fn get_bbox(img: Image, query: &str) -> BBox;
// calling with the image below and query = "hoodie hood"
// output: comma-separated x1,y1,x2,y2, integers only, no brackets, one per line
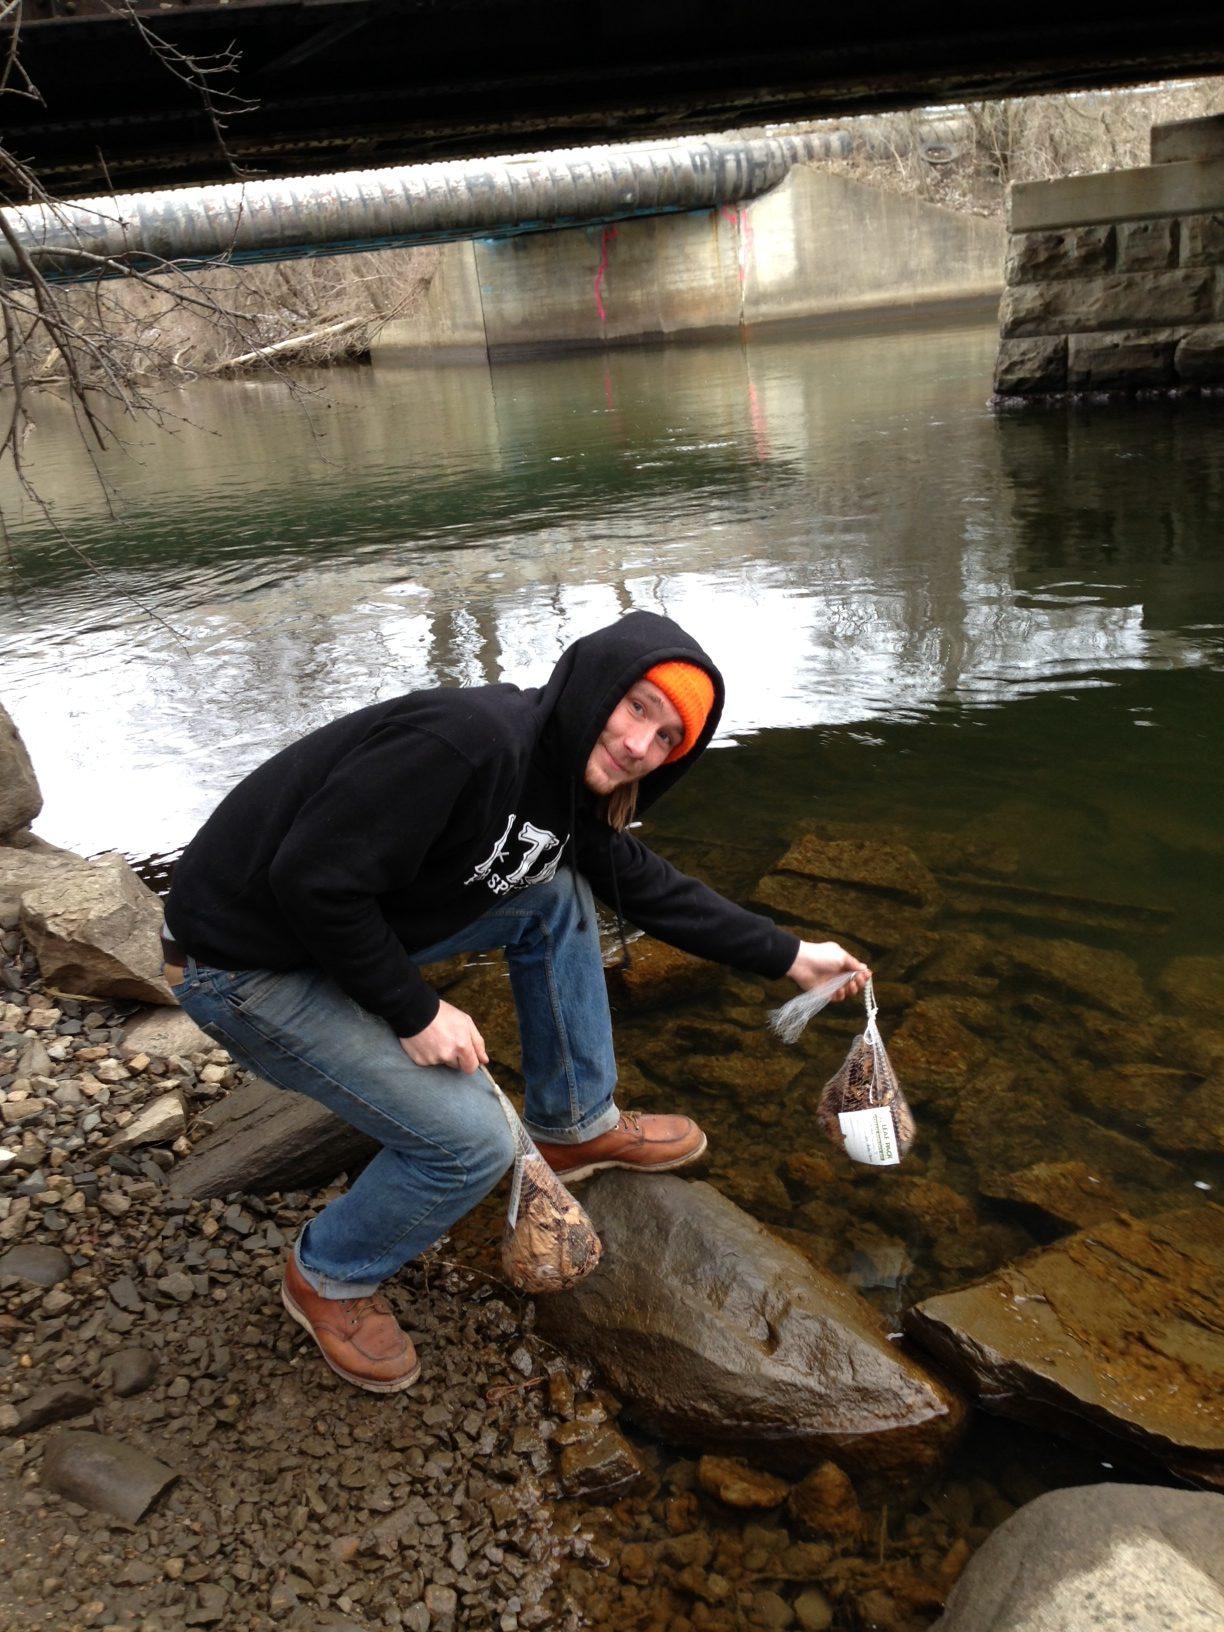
535,611,725,815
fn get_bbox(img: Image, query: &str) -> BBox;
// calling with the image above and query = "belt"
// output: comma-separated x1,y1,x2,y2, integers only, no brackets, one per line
161,933,188,978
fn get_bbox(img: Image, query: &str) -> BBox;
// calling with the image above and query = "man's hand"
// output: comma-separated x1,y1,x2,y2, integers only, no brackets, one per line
787,940,871,1002
399,1000,489,1074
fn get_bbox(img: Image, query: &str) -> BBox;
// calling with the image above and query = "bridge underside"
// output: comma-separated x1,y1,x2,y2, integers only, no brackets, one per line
7,1,1224,198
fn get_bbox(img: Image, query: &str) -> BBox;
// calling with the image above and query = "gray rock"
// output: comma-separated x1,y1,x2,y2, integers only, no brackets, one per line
1181,211,1224,268
16,1038,53,1077
0,1242,72,1286
1067,328,1180,391
184,1583,230,1625
1000,269,1214,338
157,1270,195,1303
1115,218,1177,274
5,1383,97,1435
931,1484,1224,1632
169,1076,377,1200
41,1430,179,1522
108,1274,145,1313
0,702,42,840
0,848,173,1005
994,336,1068,395
120,1005,212,1059
1005,224,1115,283
110,1091,186,1152
108,1347,159,1398
535,1173,965,1482
1175,325,1224,385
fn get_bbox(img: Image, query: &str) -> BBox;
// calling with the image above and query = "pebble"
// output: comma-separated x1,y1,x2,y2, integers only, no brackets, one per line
0,1241,71,1285
793,1588,834,1630
109,1347,159,1397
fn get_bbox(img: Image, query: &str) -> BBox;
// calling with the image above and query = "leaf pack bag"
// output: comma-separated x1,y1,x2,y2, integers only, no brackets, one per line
769,973,916,1167
485,1072,603,1294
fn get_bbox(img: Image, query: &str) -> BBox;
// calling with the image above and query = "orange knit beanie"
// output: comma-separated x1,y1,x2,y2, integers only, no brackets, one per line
643,662,716,763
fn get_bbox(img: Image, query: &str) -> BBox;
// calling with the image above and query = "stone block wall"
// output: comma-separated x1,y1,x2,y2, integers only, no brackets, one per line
994,115,1224,401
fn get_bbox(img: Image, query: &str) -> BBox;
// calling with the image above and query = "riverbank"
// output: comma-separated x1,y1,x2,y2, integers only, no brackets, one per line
0,913,978,1632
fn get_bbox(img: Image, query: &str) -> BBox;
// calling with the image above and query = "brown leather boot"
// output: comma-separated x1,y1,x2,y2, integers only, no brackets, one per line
280,1254,421,1393
534,1110,707,1183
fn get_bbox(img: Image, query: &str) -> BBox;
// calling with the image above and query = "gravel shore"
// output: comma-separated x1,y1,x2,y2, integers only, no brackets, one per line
1,917,1015,1632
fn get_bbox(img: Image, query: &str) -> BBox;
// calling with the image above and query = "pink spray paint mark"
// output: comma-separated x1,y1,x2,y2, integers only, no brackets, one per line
720,205,751,288
593,224,618,323
747,378,770,464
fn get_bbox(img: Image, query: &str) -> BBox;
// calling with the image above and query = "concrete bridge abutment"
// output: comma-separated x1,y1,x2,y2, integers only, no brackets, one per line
995,114,1224,401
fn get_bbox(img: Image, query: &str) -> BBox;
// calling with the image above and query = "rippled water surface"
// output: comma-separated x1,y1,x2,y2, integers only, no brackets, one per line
5,321,1223,1614
4,326,1223,941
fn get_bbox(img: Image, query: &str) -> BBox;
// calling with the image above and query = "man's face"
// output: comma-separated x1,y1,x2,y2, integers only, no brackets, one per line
584,679,687,797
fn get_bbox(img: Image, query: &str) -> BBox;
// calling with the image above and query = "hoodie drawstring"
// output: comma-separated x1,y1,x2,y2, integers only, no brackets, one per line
607,829,631,970
570,784,585,932
570,783,631,969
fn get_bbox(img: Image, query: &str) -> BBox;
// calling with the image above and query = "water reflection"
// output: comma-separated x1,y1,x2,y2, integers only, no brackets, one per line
1,327,1222,872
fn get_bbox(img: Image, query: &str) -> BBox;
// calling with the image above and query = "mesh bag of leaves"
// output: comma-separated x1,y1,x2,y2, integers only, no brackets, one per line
485,1072,603,1294
769,973,916,1166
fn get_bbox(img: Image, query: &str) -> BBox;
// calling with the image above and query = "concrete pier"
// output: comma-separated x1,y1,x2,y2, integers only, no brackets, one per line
373,165,1004,362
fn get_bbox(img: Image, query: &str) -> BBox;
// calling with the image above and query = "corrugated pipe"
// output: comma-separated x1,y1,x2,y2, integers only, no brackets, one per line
0,133,823,283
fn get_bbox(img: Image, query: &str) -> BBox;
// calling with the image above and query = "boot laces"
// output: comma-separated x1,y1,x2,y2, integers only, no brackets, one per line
345,1293,393,1323
620,1110,643,1133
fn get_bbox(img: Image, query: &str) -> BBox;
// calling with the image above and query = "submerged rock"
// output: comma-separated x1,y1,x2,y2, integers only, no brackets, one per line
610,936,723,1010
535,1173,966,1483
696,1456,789,1510
1156,954,1224,1021
951,1069,1177,1207
886,1001,991,1119
930,1483,1224,1632
769,834,940,909
751,832,940,956
904,1205,1224,1488
786,1460,863,1541
979,1160,1126,1230
1002,935,1150,1018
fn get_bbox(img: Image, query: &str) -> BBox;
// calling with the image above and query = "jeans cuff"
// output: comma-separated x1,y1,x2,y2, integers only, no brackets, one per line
293,1233,382,1300
522,1098,621,1145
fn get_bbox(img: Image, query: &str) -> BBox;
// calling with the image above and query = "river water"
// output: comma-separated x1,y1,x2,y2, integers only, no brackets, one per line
3,322,1222,1611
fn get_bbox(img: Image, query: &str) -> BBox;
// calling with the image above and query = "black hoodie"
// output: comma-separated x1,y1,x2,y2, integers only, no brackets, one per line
164,612,799,1036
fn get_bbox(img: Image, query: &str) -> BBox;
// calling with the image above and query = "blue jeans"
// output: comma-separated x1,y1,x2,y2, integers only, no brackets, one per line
170,870,621,1297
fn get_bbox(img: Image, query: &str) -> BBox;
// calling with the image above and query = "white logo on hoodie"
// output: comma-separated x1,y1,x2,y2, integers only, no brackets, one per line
465,815,566,896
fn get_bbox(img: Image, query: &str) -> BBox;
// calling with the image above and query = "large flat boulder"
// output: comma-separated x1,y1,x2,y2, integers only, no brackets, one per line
0,848,172,1005
904,1205,1224,1488
169,1076,377,1199
931,1483,1224,1632
0,703,41,840
534,1172,966,1484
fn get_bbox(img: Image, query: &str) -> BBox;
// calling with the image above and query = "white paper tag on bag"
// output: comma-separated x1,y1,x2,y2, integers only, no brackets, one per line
838,1107,901,1166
